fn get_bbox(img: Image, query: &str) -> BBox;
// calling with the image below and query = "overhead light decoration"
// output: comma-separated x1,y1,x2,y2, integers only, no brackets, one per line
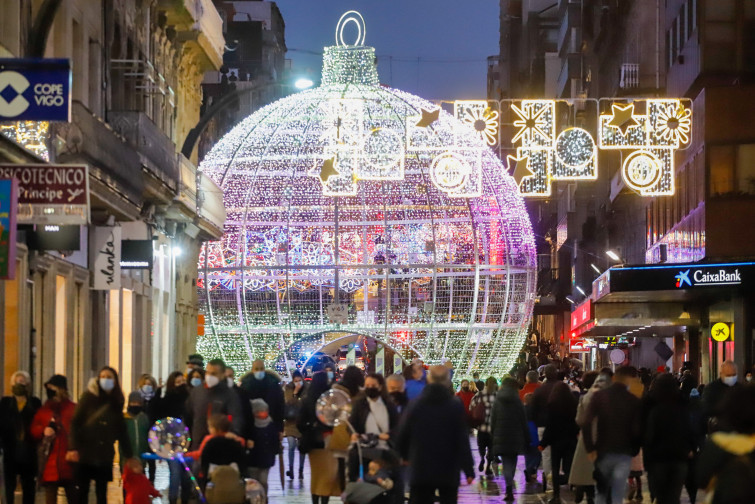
0,121,50,161
196,11,537,379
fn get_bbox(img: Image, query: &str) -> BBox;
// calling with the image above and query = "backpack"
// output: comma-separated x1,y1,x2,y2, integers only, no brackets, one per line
470,396,486,427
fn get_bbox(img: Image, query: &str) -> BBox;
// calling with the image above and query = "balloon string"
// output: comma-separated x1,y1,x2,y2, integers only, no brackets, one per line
176,453,206,503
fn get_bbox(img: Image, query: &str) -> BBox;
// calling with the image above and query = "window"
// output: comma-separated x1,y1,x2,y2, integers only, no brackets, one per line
736,144,755,194
709,145,735,195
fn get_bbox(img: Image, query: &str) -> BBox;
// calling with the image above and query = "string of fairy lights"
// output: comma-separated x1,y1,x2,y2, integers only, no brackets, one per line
197,11,537,378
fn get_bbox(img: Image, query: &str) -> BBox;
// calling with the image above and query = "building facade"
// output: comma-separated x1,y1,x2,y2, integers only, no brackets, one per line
491,0,755,380
0,0,226,398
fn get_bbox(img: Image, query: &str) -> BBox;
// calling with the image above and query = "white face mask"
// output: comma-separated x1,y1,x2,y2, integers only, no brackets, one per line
722,375,737,386
227,377,234,388
205,375,220,388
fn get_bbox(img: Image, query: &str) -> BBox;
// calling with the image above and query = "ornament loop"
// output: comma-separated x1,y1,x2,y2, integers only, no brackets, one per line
336,11,366,47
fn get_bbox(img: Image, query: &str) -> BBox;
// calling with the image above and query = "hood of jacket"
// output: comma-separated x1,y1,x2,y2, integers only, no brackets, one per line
496,386,519,402
86,377,102,397
711,432,755,456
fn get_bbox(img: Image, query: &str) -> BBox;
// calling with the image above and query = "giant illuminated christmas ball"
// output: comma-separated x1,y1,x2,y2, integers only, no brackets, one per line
197,12,536,377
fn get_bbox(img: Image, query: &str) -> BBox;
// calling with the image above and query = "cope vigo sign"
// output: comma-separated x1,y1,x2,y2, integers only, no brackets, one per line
0,59,71,122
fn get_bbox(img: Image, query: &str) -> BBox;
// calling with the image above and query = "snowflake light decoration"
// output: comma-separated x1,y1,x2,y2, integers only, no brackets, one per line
197,12,537,379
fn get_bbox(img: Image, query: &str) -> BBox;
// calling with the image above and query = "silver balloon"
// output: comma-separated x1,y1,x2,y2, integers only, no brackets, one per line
316,388,352,427
148,417,191,459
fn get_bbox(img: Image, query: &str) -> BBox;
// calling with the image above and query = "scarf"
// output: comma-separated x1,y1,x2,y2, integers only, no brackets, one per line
254,415,273,429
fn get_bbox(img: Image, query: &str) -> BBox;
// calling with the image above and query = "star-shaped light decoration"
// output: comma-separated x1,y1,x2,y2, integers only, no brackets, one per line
415,108,440,128
607,103,640,135
510,103,551,145
319,156,339,182
507,154,534,186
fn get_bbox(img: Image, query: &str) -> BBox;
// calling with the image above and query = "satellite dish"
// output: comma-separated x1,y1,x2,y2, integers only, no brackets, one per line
316,388,352,427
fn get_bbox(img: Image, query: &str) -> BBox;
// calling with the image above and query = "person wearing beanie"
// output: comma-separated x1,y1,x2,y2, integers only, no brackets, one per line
31,375,76,504
246,398,281,497
120,391,150,477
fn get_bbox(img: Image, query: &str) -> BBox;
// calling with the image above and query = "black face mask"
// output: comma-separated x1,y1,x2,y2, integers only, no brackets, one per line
46,388,57,400
389,391,406,403
12,384,28,397
365,387,381,399
127,406,143,415
461,386,470,392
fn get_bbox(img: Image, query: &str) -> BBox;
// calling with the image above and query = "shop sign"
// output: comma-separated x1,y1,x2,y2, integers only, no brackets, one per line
570,299,593,331
710,322,732,342
120,240,154,269
569,339,589,353
91,226,121,290
0,179,18,279
0,164,89,224
0,59,71,121
607,262,755,293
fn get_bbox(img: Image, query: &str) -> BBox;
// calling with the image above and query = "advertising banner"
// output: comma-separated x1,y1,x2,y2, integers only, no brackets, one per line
0,59,71,121
0,179,18,279
91,226,121,290
0,164,89,224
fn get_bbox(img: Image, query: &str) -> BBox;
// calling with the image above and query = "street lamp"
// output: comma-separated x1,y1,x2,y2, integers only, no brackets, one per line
590,263,601,274
294,77,314,90
606,250,621,261
576,286,586,296
566,296,576,304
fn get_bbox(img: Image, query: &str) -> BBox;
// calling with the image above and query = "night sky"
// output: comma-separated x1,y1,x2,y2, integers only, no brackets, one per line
273,0,500,100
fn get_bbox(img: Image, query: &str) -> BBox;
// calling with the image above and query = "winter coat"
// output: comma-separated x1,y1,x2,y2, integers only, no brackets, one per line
490,386,530,456
582,383,641,457
121,411,151,463
155,386,188,420
70,378,131,466
122,464,161,504
642,397,694,465
0,394,42,469
569,387,601,487
539,387,578,448
247,422,280,469
701,379,741,429
396,383,474,486
518,382,541,402
530,379,558,427
283,382,307,438
239,370,285,433
455,389,475,421
697,432,755,504
404,378,426,401
349,396,399,440
185,380,244,450
469,391,496,432
30,398,76,482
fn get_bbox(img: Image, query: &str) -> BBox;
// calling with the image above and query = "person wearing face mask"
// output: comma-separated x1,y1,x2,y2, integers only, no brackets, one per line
31,375,77,504
283,370,308,480
385,374,408,416
185,358,244,452
456,379,476,429
0,370,42,504
240,359,286,440
69,366,134,504
136,374,159,484
323,363,337,384
185,354,204,376
187,368,205,389
154,371,192,504
347,374,400,484
746,371,753,383
702,360,741,432
121,392,150,480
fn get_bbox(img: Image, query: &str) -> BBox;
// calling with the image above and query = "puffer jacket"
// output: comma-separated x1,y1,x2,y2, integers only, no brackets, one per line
30,398,76,482
490,385,530,456
698,431,755,504
69,378,131,466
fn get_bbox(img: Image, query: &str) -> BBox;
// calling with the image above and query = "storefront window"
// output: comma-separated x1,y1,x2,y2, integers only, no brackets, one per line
709,145,735,195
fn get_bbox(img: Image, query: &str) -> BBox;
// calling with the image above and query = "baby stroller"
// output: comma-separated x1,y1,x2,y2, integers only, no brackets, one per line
205,464,265,504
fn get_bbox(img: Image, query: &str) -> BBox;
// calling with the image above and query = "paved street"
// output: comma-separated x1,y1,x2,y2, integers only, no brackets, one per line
19,437,700,504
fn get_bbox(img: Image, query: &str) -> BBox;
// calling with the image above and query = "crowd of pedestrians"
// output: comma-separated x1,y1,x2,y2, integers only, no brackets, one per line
1,352,754,504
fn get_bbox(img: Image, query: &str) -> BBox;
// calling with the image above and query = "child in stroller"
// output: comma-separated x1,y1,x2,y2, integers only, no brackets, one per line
342,458,396,504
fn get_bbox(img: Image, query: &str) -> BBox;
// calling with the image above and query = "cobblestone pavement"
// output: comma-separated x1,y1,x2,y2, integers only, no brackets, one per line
20,437,700,504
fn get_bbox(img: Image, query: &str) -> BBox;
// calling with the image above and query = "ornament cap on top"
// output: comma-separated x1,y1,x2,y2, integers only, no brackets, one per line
321,11,379,86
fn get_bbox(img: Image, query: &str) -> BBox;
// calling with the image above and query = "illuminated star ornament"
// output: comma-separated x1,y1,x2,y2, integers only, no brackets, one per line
511,102,552,145
607,103,640,135
415,108,440,128
507,154,534,186
319,156,339,182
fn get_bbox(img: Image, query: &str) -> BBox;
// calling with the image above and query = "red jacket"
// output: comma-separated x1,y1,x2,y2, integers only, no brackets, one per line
519,382,541,402
456,390,475,417
123,464,161,504
31,399,76,483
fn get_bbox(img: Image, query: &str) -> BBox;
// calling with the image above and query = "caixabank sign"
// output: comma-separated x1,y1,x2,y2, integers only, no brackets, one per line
607,262,755,293
0,59,71,121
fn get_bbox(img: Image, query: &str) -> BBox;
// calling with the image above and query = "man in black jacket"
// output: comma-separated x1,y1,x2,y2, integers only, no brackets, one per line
582,365,642,504
701,360,740,431
185,359,244,450
240,360,285,439
397,365,474,504
530,364,559,490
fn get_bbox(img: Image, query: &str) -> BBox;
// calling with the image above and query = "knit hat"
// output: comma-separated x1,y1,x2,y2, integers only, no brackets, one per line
45,374,68,390
251,398,269,415
127,391,144,405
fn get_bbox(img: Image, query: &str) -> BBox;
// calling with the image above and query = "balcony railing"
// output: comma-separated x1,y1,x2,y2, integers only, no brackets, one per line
620,63,640,89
